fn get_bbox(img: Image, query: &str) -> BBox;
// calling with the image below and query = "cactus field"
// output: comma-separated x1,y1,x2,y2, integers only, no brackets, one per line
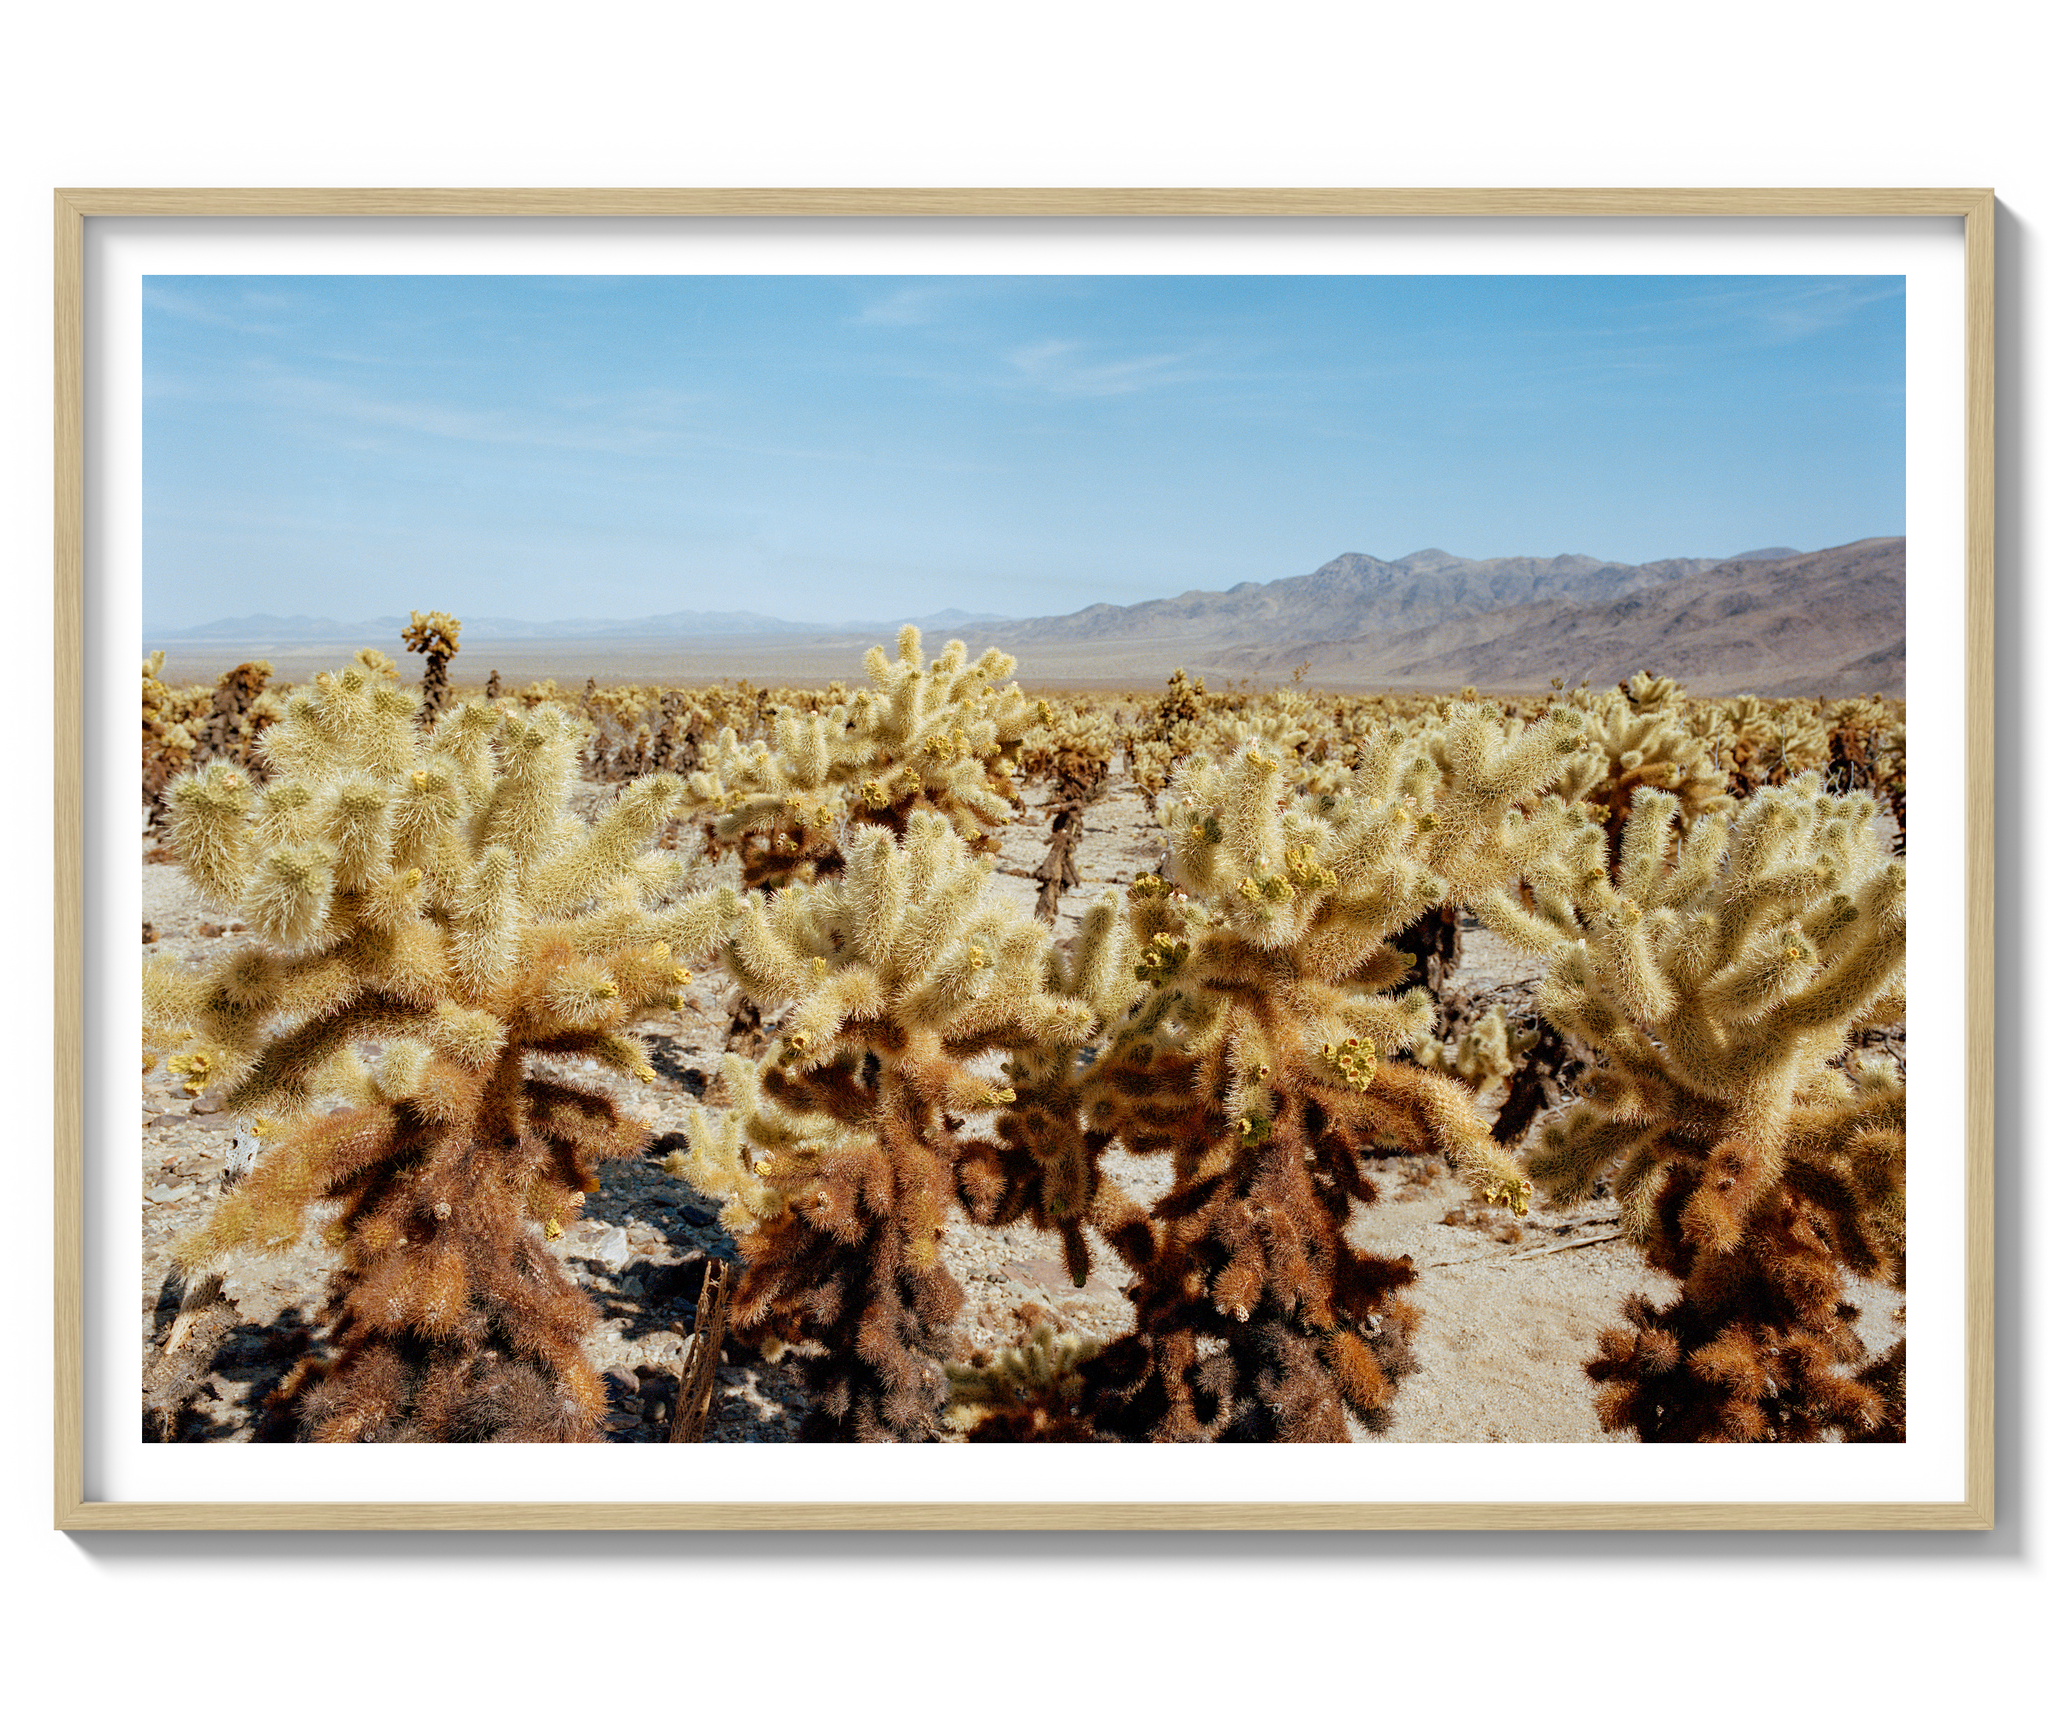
139,627,1907,1443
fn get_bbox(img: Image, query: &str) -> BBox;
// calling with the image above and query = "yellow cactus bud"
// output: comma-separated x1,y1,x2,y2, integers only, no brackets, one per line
167,1050,215,1095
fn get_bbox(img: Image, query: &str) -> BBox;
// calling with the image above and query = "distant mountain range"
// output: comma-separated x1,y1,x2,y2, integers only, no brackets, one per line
144,539,1902,696
1198,539,1902,696
975,546,1808,651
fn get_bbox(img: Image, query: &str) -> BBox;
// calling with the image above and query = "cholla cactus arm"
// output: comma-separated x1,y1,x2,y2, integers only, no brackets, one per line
1415,703,1589,895
166,764,257,907
424,697,501,809
1523,776,1908,1442
524,773,687,918
475,708,583,873
731,817,1092,1080
150,655,737,1443
664,1053,851,1235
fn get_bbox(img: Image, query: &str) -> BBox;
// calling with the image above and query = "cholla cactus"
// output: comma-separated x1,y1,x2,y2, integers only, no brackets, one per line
193,660,280,776
1556,678,1733,872
1210,687,1348,784
666,810,1095,1440
1415,1000,1534,1100
1690,694,1829,797
1621,670,1681,713
400,609,462,722
1520,778,1907,1441
142,651,201,829
148,660,736,1440
1073,710,1588,1441
951,895,1149,1283
1017,697,1114,802
1824,697,1907,853
1152,667,1206,754
1020,699,1118,922
944,1325,1104,1441
687,627,1028,892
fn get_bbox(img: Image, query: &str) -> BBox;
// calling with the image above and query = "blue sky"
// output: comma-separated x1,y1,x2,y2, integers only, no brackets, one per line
142,273,1905,629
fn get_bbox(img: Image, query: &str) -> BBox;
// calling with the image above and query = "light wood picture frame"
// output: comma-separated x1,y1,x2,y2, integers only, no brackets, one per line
54,187,1995,1530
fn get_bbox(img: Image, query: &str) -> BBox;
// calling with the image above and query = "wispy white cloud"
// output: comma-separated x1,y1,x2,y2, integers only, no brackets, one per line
183,364,1005,477
1617,278,1905,348
143,283,293,338
245,369,704,459
848,278,1084,329
1750,279,1904,343
852,283,961,327
1000,336,1202,398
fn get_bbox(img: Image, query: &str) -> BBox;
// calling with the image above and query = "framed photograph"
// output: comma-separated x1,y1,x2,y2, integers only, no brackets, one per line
48,191,1990,1531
